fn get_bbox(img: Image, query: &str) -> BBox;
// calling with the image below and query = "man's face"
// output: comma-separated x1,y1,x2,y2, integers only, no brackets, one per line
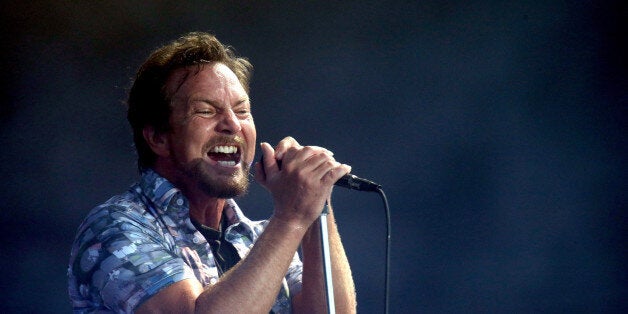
160,62,256,198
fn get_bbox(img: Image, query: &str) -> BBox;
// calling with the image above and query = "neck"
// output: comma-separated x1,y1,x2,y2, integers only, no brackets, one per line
188,197,225,230
152,163,226,230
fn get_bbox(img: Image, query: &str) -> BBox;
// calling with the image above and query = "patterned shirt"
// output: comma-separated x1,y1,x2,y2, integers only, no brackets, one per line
68,169,302,313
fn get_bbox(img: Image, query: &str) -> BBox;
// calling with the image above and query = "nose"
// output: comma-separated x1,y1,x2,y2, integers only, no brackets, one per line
216,109,242,134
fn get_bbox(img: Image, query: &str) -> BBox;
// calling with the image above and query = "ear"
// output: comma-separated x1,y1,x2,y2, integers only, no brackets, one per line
142,125,170,158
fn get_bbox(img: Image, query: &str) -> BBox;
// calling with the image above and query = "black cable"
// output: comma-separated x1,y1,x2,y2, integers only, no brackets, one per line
376,187,391,314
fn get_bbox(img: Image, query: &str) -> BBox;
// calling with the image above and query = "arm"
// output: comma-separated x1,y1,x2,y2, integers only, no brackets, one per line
292,203,357,313
261,137,356,313
137,209,311,314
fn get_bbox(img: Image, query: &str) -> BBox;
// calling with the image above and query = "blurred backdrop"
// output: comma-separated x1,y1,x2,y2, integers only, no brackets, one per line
1,1,626,313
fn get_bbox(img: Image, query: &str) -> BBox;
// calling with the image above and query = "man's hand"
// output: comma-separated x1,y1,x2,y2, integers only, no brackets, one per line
255,137,351,228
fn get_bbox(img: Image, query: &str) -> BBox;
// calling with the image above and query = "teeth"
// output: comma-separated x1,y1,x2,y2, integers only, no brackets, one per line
217,161,237,166
211,146,238,154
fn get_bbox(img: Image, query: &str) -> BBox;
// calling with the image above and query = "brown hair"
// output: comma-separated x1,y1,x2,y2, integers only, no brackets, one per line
127,32,253,171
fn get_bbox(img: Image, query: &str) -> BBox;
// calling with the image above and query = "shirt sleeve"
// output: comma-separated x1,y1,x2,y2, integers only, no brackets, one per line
285,251,303,296
69,204,197,313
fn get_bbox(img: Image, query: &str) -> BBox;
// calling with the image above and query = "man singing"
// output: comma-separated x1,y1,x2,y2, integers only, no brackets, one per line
68,32,357,313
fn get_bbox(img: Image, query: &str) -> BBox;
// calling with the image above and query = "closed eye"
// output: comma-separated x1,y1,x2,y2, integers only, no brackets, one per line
194,108,216,116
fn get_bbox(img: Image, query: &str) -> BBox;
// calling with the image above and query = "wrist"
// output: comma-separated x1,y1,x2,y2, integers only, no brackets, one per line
269,212,312,235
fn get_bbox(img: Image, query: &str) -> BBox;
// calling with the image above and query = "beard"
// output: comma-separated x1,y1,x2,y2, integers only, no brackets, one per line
182,158,251,199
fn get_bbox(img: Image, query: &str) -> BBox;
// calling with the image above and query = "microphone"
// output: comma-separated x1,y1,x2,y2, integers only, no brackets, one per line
334,173,381,192
260,155,381,192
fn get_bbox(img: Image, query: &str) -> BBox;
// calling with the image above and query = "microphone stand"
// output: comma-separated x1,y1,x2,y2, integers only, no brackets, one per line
320,201,335,314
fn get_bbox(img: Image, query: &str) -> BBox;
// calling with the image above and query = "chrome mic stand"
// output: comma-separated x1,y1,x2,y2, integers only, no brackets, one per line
320,201,335,314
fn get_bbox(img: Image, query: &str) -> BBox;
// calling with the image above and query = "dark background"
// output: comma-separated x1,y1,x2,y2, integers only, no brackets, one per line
1,1,626,313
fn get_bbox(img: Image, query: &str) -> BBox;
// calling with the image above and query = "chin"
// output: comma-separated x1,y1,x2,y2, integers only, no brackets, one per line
200,177,249,198
190,162,251,198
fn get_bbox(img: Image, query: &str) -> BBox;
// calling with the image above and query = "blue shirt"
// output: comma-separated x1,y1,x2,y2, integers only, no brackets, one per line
68,169,302,313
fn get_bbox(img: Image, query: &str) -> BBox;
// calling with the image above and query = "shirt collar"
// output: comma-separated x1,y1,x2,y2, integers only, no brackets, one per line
138,169,180,211
137,168,250,226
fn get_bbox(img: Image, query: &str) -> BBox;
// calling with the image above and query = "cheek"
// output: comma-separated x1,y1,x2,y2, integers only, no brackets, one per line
171,139,199,161
174,125,209,157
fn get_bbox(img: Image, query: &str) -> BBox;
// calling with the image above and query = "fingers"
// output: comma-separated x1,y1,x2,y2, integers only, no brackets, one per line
281,144,334,168
274,136,301,160
282,145,350,188
280,146,331,172
308,155,352,185
318,160,352,184
262,137,351,187
274,136,334,160
260,142,276,169
255,142,277,183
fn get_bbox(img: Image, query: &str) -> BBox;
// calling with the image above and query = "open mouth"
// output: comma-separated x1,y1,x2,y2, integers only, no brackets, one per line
207,145,242,167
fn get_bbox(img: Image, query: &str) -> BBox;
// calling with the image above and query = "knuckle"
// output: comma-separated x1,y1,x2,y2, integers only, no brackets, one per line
284,136,300,147
285,146,299,155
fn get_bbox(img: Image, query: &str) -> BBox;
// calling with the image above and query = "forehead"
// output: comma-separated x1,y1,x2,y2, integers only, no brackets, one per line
165,62,247,100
